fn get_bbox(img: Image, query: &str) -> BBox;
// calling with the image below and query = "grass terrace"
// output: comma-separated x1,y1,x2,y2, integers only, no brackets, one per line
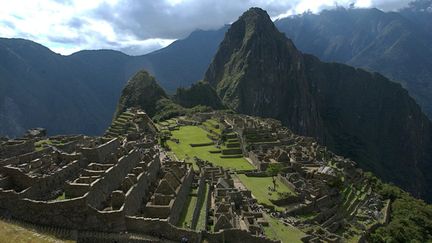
34,139,64,151
236,174,296,210
178,184,209,230
0,219,74,243
196,184,209,230
178,190,198,229
263,214,305,243
201,119,222,135
166,125,254,170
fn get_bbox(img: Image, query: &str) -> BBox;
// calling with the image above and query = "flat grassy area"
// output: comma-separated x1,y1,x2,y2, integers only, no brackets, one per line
0,219,73,242
196,184,209,231
237,174,295,210
263,214,305,243
177,193,198,229
167,126,254,170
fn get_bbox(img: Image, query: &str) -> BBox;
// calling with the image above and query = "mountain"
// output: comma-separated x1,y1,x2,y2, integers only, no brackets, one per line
205,7,432,201
172,81,225,109
275,6,432,118
399,0,432,34
114,70,216,123
0,38,131,137
0,28,227,137
132,27,229,92
2,1,432,139
114,70,168,118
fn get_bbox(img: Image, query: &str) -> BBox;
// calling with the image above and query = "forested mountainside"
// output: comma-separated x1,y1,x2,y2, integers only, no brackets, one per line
204,7,432,201
275,4,432,118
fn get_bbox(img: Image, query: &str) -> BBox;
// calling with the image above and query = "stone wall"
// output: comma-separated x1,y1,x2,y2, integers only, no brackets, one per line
124,156,161,216
191,173,206,229
168,168,194,225
278,174,297,192
0,159,83,199
87,150,141,207
0,195,88,229
203,229,281,243
125,216,202,242
26,159,84,198
0,139,34,159
80,138,120,163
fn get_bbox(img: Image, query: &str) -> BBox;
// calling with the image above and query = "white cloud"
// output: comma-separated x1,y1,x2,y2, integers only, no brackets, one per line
0,0,413,55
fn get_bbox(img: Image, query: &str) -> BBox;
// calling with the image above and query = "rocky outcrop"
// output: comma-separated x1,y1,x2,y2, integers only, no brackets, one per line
114,70,167,118
172,81,225,110
205,7,432,201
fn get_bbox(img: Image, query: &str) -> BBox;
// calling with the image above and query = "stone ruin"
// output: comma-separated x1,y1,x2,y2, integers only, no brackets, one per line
0,109,281,243
220,113,389,242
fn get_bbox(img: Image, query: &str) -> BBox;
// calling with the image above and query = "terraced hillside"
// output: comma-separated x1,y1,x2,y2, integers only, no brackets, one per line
0,108,430,242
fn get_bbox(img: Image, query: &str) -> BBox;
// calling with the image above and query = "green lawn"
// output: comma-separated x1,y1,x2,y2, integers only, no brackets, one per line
202,119,222,135
178,184,209,230
196,184,209,230
237,174,295,210
167,126,254,170
177,193,198,229
263,214,305,243
0,219,74,243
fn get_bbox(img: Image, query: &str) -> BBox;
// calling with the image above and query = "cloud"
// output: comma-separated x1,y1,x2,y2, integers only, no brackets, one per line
0,0,414,55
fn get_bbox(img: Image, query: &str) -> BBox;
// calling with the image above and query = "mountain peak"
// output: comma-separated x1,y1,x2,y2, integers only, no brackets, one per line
236,7,280,38
240,7,271,21
114,70,167,118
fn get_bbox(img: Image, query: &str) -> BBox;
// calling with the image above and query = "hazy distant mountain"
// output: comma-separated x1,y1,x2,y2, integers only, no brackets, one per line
275,6,432,117
2,1,432,138
0,39,130,137
133,27,228,92
0,27,227,137
205,7,432,201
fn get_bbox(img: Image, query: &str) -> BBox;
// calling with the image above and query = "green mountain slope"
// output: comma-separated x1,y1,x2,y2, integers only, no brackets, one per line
0,28,226,137
114,70,168,118
275,6,432,118
205,7,432,201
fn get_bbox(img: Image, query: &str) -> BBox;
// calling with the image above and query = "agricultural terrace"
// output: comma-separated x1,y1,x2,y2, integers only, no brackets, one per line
166,125,254,170
236,174,296,211
0,219,73,243
263,214,305,243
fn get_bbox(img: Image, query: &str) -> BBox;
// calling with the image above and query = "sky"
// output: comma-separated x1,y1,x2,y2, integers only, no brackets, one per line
0,0,413,56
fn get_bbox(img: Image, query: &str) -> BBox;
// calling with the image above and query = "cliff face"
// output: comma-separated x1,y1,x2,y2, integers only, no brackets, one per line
172,81,225,110
205,8,323,137
114,70,167,118
205,7,432,200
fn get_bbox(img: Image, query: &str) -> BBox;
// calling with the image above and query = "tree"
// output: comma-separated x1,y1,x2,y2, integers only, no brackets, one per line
266,163,284,191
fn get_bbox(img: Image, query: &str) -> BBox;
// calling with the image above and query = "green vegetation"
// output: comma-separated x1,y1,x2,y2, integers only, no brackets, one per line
0,219,74,243
153,98,213,122
365,173,432,242
201,119,222,135
166,126,254,170
172,81,225,109
177,184,209,230
196,184,209,230
56,192,66,200
266,163,284,191
106,111,139,137
178,192,198,229
34,139,64,151
263,214,304,243
236,174,295,210
115,70,168,118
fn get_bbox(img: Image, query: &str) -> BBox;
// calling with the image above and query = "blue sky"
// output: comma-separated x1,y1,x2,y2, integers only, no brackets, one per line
0,0,412,55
